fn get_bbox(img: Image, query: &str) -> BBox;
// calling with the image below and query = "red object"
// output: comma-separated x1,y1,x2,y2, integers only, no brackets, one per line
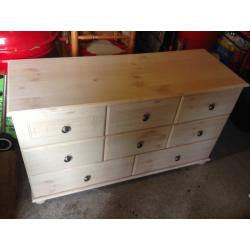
241,31,250,37
178,31,219,50
0,31,58,74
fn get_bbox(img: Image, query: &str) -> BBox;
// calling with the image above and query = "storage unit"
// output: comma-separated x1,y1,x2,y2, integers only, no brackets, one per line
7,49,247,204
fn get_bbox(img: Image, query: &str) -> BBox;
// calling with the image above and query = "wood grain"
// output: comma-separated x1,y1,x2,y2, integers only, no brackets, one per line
104,126,171,160
168,115,228,147
30,157,134,198
7,49,247,114
12,105,106,148
7,49,247,203
176,88,242,122
22,137,104,176
106,97,180,134
32,158,210,204
133,139,216,175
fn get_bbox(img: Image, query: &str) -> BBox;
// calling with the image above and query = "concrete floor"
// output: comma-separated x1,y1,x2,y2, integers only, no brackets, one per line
0,150,17,218
1,119,250,218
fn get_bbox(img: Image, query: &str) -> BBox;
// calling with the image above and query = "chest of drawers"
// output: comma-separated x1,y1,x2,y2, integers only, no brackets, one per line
7,49,247,204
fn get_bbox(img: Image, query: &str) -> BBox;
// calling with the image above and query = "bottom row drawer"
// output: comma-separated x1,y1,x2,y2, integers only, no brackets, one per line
133,139,216,175
30,157,134,198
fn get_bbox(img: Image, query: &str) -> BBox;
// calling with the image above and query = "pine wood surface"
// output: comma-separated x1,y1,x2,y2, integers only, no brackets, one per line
7,49,247,114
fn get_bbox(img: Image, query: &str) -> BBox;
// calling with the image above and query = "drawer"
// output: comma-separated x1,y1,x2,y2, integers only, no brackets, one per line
22,137,104,176
177,89,242,123
106,97,180,135
12,105,106,148
104,126,171,160
133,139,216,175
30,157,134,198
168,116,228,147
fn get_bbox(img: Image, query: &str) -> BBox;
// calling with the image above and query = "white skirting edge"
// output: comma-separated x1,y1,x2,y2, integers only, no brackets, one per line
32,158,211,204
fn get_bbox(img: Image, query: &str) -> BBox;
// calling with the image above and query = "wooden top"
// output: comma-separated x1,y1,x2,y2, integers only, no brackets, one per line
7,49,247,114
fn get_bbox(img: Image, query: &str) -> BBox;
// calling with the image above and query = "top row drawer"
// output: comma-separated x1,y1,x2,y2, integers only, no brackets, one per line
12,105,106,148
13,97,180,148
13,88,241,148
106,97,180,135
177,88,241,123
106,88,241,135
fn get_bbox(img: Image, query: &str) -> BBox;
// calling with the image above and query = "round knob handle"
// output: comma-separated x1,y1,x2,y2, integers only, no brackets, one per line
142,112,151,122
84,175,91,182
175,155,181,161
197,130,204,137
62,125,71,133
208,103,215,111
137,141,144,149
64,155,72,163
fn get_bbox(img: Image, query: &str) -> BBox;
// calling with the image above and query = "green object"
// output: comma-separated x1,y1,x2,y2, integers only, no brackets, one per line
6,117,16,139
0,76,16,139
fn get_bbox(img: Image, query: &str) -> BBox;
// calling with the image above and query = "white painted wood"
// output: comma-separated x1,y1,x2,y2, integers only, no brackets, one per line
12,105,106,148
176,88,242,123
106,97,180,134
32,158,210,204
104,126,171,160
7,50,247,202
34,200,45,205
7,50,246,114
168,115,228,147
173,96,184,124
22,137,104,176
30,157,134,198
133,139,216,175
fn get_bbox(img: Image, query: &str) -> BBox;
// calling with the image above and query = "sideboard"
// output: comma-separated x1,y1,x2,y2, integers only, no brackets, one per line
7,49,247,203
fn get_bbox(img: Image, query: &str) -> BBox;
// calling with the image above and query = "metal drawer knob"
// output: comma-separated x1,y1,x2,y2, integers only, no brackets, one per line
197,130,204,137
142,112,151,122
64,155,72,163
175,155,181,161
137,141,144,149
208,103,215,111
84,175,91,182
62,126,71,133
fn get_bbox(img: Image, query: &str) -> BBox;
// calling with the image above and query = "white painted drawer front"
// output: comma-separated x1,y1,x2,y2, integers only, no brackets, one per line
30,157,134,198
133,139,216,175
23,138,104,176
177,89,241,122
168,116,228,147
104,126,171,160
106,97,180,135
12,105,106,148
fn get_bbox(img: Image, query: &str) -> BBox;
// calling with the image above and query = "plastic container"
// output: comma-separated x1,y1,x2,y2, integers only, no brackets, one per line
177,32,219,50
0,32,57,150
0,31,57,74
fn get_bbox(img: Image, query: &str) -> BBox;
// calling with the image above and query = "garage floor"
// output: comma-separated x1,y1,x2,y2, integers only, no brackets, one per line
1,119,250,218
